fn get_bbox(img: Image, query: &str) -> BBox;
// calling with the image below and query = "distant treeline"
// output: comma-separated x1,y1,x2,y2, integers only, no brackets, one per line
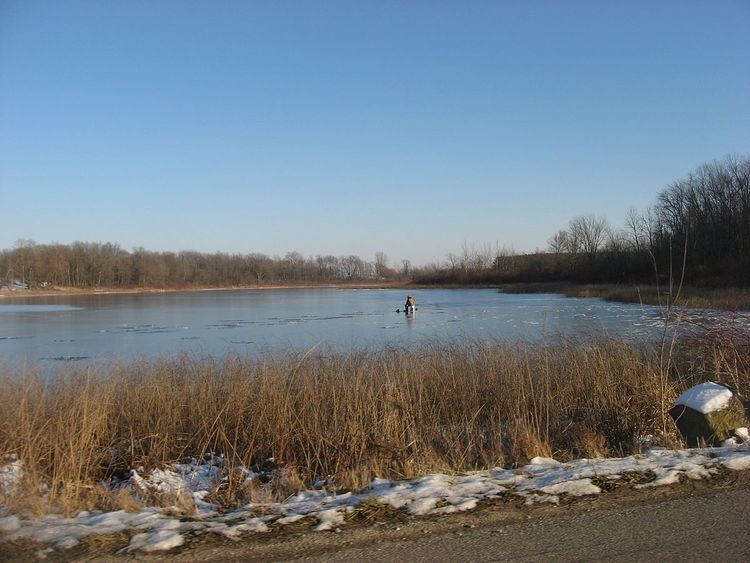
414,155,750,287
0,244,399,288
3,155,748,290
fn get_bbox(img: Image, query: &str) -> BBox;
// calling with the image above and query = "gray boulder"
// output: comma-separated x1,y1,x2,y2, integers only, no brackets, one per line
669,382,748,447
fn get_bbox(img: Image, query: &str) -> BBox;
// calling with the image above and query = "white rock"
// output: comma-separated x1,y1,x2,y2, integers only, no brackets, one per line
675,382,733,414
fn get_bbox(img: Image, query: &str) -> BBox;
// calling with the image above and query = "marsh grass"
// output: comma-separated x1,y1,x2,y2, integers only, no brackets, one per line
498,283,750,311
0,335,747,516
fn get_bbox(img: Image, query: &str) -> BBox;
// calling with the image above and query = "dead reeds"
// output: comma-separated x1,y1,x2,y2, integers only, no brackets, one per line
1,334,747,515
498,283,750,311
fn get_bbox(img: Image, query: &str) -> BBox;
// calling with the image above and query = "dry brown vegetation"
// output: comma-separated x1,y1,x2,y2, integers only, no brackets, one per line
499,283,750,311
1,334,748,516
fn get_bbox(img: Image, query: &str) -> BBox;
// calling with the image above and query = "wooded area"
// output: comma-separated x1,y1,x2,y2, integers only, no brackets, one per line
0,244,397,288
415,155,749,287
2,155,747,289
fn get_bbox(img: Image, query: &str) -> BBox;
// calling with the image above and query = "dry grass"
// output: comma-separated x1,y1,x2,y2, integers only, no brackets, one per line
1,335,748,516
498,283,750,311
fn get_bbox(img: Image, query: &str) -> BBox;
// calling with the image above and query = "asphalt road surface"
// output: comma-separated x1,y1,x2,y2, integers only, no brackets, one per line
175,483,749,563
314,488,750,562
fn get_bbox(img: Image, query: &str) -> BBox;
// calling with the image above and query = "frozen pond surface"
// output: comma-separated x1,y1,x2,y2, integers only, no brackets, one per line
0,288,746,368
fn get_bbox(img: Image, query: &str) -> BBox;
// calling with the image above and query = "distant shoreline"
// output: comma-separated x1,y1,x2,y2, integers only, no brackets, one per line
0,280,410,300
496,282,750,311
2,281,747,311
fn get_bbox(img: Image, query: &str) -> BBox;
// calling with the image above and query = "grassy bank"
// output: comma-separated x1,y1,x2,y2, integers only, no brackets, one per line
498,283,750,311
1,335,748,516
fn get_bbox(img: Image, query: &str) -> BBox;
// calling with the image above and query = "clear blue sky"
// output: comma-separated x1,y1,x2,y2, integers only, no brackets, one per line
1,1,748,265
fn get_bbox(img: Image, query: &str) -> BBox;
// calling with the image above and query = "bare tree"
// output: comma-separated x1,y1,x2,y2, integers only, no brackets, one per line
547,230,569,255
605,226,628,254
375,252,390,278
624,207,645,253
401,259,411,277
445,252,459,270
569,215,608,262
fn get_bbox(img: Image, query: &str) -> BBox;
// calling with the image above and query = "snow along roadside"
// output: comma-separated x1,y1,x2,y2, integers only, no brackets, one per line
1,444,749,554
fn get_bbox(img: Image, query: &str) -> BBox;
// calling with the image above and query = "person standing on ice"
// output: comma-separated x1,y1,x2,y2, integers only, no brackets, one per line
405,295,416,313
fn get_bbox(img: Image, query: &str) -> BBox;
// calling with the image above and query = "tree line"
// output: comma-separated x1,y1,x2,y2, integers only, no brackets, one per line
0,243,400,288
413,155,749,287
3,155,747,290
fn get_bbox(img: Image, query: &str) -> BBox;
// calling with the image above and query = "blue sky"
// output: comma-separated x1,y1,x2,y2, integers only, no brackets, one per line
1,1,748,265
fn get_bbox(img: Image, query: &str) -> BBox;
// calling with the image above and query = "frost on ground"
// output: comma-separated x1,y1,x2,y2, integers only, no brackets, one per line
1,445,749,553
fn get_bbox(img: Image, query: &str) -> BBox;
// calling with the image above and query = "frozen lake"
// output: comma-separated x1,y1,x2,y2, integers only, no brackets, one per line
0,288,742,369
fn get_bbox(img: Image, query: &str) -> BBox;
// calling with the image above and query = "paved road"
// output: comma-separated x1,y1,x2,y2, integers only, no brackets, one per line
130,479,749,563
313,488,749,562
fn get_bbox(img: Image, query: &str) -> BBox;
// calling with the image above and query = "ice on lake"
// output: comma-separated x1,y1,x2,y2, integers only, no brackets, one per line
0,288,747,368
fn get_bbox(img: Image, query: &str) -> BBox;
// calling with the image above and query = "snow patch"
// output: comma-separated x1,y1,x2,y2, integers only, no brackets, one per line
720,450,750,471
55,537,79,549
0,459,23,496
313,507,348,531
276,514,305,525
127,530,184,552
0,515,20,532
675,382,733,414
127,457,223,514
529,457,563,467
539,478,601,496
2,445,749,552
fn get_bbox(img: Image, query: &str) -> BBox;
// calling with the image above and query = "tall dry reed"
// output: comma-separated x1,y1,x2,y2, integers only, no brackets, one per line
0,335,747,515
